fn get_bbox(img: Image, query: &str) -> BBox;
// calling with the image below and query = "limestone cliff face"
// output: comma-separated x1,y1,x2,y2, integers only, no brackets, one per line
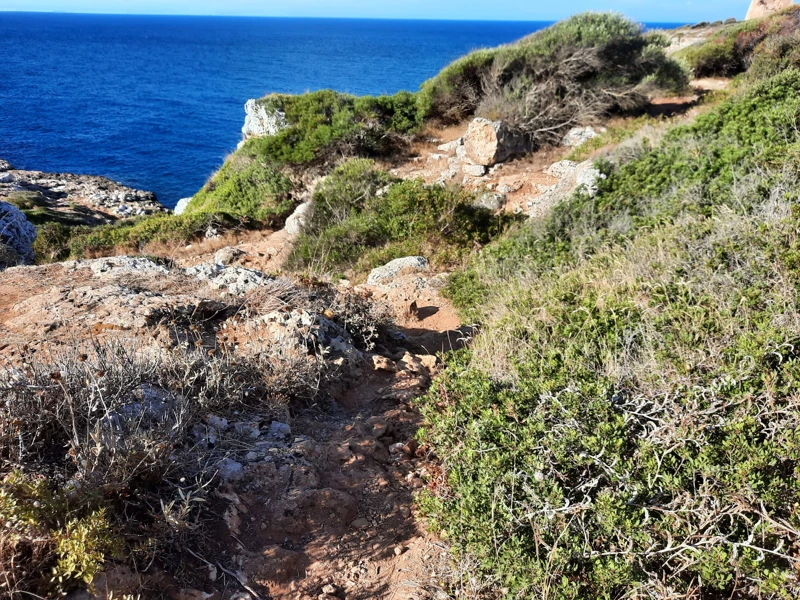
747,0,796,19
241,98,288,139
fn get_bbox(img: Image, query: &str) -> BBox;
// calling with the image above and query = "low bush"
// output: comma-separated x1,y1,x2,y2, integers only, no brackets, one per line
288,159,519,277
241,90,421,167
420,69,800,598
419,13,687,146
183,153,294,219
0,328,330,596
32,212,242,261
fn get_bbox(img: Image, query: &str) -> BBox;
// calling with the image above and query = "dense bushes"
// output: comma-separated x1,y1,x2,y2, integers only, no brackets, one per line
184,153,294,218
419,69,800,598
419,13,687,145
288,159,519,277
677,7,800,79
32,212,244,261
239,90,421,167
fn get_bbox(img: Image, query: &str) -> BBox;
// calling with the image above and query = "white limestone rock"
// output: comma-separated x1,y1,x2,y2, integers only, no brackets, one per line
285,202,314,235
0,201,36,266
242,98,289,139
173,197,192,215
367,256,429,285
464,118,529,167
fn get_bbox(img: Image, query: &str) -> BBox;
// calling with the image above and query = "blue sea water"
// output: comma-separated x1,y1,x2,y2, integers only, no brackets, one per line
0,13,685,209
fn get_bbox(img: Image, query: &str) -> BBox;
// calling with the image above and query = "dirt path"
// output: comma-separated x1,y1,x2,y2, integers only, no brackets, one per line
180,274,467,600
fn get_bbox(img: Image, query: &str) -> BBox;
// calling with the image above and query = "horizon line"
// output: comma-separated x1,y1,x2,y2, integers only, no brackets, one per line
0,9,693,24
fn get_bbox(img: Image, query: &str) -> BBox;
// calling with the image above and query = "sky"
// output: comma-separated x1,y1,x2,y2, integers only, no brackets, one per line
0,0,758,23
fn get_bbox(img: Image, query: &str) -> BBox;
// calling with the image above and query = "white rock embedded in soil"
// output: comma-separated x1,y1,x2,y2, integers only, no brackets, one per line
367,256,429,285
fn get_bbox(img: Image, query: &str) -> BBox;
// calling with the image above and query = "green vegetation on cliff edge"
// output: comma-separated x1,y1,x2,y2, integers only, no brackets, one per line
418,13,800,595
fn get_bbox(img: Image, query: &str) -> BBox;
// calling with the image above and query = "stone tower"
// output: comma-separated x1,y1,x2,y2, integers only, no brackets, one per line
746,0,796,19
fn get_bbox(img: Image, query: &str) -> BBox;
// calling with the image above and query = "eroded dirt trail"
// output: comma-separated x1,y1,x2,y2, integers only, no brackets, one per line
189,276,467,600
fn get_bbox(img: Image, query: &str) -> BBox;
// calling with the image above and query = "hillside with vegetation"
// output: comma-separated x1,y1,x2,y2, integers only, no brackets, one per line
2,7,800,600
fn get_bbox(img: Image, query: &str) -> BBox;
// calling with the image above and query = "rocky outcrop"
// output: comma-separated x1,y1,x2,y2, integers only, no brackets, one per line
242,98,289,139
0,162,166,223
747,0,795,19
285,201,313,235
184,263,273,296
0,201,36,267
173,196,192,215
463,118,529,167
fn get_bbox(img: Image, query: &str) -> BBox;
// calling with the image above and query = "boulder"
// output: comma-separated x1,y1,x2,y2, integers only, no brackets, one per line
746,0,795,19
367,256,429,285
0,159,13,171
284,202,313,235
213,246,245,266
462,163,487,178
463,118,529,167
474,192,507,211
0,201,36,267
173,196,192,215
242,98,289,139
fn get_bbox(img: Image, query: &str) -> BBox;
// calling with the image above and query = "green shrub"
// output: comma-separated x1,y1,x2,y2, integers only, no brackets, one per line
242,89,421,167
421,69,800,598
419,12,688,143
184,153,294,219
676,7,800,79
289,160,519,277
0,471,120,596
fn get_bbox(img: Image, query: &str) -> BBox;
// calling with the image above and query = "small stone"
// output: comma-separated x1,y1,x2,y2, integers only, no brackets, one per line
245,452,259,462
394,546,406,556
321,584,338,595
351,517,370,530
462,163,487,177
217,458,244,482
372,355,398,373
269,421,291,438
214,246,245,266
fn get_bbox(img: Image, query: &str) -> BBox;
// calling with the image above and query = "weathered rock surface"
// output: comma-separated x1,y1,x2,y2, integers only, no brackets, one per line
173,196,192,215
0,201,36,266
526,159,605,218
463,118,529,167
284,201,313,235
367,256,429,285
242,98,289,139
747,0,795,19
0,162,166,223
562,126,605,148
185,263,272,296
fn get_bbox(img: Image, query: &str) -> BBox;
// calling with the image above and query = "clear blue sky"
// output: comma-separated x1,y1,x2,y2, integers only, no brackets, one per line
0,0,758,23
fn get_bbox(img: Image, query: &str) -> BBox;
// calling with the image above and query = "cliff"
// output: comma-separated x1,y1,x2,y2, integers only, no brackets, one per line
747,0,796,19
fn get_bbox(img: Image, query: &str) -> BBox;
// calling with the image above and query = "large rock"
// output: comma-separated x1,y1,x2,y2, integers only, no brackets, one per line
367,256,429,285
463,118,529,167
173,197,192,215
284,202,313,235
0,159,13,171
746,0,795,19
242,98,289,139
0,201,36,267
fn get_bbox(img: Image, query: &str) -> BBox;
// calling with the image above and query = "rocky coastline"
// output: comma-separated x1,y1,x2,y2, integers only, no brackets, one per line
0,158,167,223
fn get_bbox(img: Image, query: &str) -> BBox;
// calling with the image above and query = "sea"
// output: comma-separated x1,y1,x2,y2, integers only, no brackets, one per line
0,13,685,209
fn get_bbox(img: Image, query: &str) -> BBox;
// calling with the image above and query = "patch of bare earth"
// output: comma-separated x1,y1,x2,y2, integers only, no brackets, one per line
1,254,464,600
